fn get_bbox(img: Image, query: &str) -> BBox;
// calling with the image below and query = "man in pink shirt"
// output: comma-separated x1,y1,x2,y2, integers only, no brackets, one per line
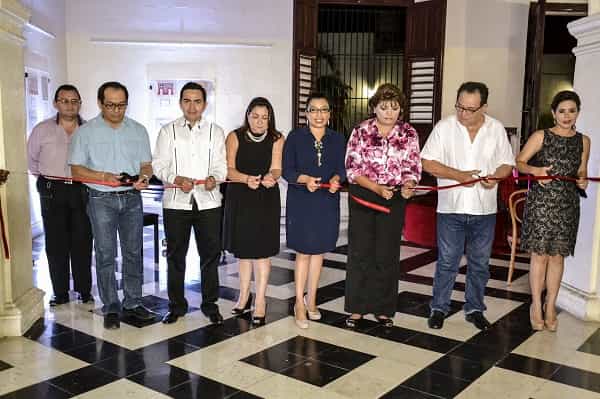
27,85,93,306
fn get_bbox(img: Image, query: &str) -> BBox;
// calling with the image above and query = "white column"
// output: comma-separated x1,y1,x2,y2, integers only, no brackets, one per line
557,12,600,321
0,0,44,337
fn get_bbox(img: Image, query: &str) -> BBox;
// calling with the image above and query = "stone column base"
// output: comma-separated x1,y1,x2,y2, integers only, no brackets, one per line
557,281,600,322
0,287,45,336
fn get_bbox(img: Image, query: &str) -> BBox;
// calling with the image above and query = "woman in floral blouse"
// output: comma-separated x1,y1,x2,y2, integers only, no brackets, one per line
344,83,422,328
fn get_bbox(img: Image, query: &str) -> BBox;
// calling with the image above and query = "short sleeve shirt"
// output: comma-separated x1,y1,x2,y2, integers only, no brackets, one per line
68,115,152,191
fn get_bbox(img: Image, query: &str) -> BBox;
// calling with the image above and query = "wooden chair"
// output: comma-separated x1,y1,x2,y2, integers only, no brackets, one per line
507,188,528,285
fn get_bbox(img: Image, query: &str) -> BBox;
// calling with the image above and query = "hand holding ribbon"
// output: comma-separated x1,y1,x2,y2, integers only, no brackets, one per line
173,176,194,193
261,172,277,188
455,169,481,187
133,175,150,191
536,165,553,187
245,174,261,190
375,184,394,201
306,176,321,192
204,176,217,191
328,175,341,194
401,180,417,199
577,175,588,190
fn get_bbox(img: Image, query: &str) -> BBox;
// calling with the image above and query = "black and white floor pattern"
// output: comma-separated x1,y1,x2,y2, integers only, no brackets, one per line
2,215,600,398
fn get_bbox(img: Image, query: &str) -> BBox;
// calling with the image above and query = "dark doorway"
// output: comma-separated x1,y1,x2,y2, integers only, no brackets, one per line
316,5,406,133
521,2,587,143
293,0,446,141
537,15,580,129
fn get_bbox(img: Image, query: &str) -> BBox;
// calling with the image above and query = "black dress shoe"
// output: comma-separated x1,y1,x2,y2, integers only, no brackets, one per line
231,293,253,315
49,296,69,307
79,293,93,304
466,311,491,330
104,313,120,329
428,310,445,329
376,316,394,327
209,311,224,324
162,311,181,324
123,305,158,321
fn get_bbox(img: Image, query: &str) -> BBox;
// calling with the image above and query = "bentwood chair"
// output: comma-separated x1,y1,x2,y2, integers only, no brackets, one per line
507,188,528,285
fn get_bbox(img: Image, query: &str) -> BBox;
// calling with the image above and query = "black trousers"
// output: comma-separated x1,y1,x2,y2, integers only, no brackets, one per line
37,177,93,299
163,203,221,315
345,193,406,317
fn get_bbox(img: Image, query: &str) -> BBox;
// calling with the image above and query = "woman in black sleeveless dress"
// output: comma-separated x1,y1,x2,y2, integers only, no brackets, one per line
517,91,590,332
223,97,284,325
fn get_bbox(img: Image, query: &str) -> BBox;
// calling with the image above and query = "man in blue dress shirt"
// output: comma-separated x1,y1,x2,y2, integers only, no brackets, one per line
69,81,156,329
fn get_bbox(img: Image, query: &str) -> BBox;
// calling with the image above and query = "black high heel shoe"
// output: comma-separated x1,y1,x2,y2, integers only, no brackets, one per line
252,303,267,326
231,293,253,315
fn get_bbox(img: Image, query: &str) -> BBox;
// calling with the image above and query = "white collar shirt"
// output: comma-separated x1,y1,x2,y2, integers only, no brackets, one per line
420,114,515,215
152,116,227,211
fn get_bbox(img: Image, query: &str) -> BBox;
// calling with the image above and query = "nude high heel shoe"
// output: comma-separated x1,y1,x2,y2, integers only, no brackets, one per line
530,305,544,331
304,295,321,321
294,305,309,329
543,303,558,332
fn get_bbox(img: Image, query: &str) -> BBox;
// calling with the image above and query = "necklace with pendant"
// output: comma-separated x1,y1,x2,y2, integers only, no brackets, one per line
314,139,323,167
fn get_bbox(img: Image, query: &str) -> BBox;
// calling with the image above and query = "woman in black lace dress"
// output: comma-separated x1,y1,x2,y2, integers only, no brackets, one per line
517,91,590,332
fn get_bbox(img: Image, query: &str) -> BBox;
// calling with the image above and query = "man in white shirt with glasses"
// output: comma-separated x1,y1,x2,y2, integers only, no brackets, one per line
421,82,515,331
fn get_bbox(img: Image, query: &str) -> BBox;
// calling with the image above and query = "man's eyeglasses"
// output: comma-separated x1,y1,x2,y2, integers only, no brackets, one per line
307,107,331,114
455,103,483,115
103,102,128,111
56,98,82,106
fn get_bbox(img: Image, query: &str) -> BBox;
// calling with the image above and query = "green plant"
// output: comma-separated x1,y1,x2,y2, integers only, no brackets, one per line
315,48,353,135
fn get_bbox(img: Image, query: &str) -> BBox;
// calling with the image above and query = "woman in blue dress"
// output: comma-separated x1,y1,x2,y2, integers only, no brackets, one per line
283,93,346,329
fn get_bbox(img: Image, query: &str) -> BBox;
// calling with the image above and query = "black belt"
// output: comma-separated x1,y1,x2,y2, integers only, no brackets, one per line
89,188,138,196
39,176,81,186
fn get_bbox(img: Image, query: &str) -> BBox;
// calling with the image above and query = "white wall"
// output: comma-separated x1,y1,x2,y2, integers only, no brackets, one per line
64,0,294,147
442,0,529,129
23,0,68,236
22,0,68,99
442,0,586,132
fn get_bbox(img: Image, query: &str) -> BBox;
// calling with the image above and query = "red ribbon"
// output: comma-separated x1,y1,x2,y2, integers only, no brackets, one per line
0,197,9,260
10,171,600,217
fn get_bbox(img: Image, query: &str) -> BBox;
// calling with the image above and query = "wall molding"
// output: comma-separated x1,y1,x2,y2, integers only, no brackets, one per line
90,38,273,49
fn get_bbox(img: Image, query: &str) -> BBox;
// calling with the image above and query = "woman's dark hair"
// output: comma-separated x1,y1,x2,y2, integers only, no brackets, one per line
456,81,489,106
305,92,331,111
54,84,81,101
97,81,129,103
551,90,581,112
241,97,282,141
368,83,406,118
179,81,207,102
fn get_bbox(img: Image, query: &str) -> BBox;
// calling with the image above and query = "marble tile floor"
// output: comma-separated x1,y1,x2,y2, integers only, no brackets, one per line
4,217,600,398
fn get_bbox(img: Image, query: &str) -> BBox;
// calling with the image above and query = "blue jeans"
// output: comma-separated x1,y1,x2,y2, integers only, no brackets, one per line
431,213,496,315
87,189,144,314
